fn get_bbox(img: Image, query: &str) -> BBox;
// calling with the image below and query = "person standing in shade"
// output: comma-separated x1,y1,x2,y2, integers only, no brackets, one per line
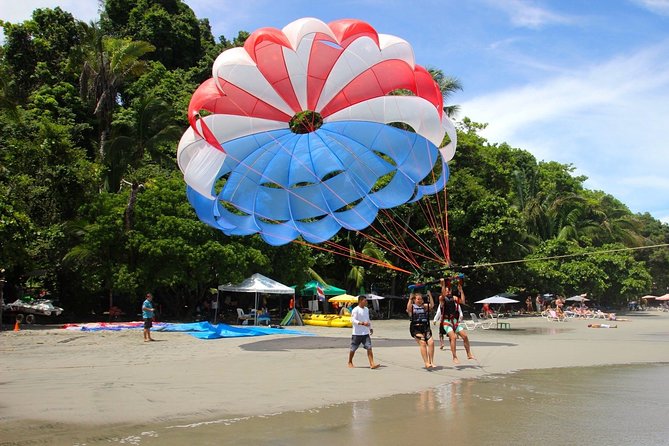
348,296,379,369
142,293,156,342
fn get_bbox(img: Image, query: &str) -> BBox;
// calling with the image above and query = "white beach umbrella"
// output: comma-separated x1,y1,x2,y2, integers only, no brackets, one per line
565,295,590,302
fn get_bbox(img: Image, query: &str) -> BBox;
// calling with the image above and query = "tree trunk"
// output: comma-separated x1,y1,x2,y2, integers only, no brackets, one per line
124,182,140,232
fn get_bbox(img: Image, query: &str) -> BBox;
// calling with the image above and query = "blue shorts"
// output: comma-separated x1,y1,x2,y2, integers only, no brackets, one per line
350,334,372,351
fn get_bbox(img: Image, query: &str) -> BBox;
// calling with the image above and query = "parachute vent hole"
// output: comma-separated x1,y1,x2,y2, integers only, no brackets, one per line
371,171,396,192
372,151,396,167
214,174,230,196
289,110,323,134
387,121,416,133
418,155,444,186
321,170,344,182
258,217,288,225
260,182,283,189
297,215,327,223
219,200,251,217
333,196,364,213
290,181,317,189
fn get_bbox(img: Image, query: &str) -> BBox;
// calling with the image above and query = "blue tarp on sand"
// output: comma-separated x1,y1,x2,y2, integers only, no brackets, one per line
67,321,311,339
157,321,311,339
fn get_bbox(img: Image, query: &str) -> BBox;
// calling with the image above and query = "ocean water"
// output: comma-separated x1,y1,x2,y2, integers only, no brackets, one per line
5,363,669,445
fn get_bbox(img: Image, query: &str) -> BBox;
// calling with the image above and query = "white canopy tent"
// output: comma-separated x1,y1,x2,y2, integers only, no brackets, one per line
219,273,294,325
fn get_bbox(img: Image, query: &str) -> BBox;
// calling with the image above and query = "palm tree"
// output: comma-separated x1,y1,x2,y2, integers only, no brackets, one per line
427,67,463,117
78,22,155,164
106,96,182,231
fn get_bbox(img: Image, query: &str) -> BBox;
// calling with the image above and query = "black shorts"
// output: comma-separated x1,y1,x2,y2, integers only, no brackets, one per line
144,318,153,329
410,322,432,341
350,334,372,351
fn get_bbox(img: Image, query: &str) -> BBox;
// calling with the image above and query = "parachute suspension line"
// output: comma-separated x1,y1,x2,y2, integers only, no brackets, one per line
442,187,451,265
454,243,669,270
293,239,412,274
417,196,447,262
351,228,423,271
376,209,445,266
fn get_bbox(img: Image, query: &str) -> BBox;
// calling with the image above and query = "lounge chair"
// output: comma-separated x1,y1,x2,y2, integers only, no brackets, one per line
547,309,568,322
467,313,493,330
236,308,254,325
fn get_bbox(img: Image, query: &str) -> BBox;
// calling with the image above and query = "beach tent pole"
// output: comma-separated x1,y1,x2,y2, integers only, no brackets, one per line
254,291,258,326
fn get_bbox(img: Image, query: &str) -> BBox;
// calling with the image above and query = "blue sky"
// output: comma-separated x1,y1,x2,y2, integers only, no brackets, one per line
4,0,669,222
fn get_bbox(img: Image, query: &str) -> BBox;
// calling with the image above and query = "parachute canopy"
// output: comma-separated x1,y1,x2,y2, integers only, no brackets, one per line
177,17,457,246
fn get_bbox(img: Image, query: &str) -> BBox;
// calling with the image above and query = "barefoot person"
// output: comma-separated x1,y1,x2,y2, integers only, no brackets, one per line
439,278,475,364
142,293,156,342
407,289,435,369
348,296,379,369
433,294,447,350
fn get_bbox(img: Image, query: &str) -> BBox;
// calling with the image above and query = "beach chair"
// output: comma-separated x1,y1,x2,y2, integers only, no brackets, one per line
236,308,254,325
468,313,493,330
547,309,568,322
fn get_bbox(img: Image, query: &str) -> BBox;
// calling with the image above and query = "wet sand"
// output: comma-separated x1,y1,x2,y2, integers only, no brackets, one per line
1,311,668,445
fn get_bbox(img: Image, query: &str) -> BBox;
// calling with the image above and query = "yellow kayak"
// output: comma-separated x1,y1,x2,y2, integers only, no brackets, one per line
302,314,352,328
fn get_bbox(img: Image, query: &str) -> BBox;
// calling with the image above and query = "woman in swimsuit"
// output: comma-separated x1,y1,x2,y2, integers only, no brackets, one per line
407,289,436,369
440,278,475,364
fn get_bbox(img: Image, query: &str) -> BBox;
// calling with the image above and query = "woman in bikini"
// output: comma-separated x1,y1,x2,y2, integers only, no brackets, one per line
407,289,436,369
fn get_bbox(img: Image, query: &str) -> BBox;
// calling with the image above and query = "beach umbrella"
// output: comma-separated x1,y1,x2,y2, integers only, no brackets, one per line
565,295,590,302
475,296,520,305
358,293,385,300
475,296,520,327
655,294,669,301
327,294,359,304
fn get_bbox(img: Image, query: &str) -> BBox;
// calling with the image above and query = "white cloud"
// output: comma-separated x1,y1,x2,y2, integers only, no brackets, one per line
459,41,669,219
483,0,578,29
631,0,669,16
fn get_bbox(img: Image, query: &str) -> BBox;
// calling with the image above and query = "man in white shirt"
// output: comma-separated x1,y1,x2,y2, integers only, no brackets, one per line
348,296,380,369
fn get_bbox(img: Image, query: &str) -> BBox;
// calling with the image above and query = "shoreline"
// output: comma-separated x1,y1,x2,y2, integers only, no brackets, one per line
1,311,668,442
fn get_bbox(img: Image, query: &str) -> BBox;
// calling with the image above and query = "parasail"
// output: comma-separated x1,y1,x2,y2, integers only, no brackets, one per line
177,17,457,246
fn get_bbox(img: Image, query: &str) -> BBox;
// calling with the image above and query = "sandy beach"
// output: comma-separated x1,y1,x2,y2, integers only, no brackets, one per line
1,311,668,444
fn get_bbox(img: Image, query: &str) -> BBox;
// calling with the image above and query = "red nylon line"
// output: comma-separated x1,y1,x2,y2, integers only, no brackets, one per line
365,214,422,268
351,228,421,269
419,196,446,261
442,188,451,265
382,206,440,261
323,241,412,274
293,239,411,274
378,209,446,266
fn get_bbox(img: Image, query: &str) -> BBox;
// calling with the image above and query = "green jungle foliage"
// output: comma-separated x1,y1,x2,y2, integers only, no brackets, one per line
1,2,668,320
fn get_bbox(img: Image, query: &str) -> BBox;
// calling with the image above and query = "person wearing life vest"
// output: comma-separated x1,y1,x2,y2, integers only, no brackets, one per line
439,278,475,364
407,289,436,369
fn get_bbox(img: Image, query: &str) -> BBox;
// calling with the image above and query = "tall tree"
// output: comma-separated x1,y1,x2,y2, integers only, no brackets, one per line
78,23,154,180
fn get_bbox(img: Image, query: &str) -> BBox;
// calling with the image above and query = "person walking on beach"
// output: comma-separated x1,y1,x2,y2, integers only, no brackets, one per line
439,278,475,364
142,293,156,342
348,296,380,369
407,289,435,369
535,294,542,313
